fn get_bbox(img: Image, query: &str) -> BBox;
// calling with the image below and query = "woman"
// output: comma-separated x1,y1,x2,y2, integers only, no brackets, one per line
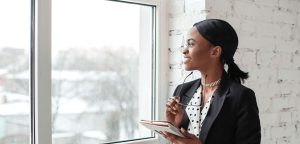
164,19,261,144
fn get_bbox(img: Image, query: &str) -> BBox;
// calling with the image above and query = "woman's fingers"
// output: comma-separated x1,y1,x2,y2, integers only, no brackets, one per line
166,107,177,115
167,97,181,108
163,132,178,143
180,128,189,137
164,128,203,144
169,96,180,103
166,97,179,113
180,128,201,143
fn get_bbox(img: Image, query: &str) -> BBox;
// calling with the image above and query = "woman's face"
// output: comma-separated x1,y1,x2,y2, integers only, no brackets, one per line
182,27,216,71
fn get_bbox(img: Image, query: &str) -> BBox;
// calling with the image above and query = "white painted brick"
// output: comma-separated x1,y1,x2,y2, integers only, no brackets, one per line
277,23,296,41
277,52,294,69
256,5,276,23
260,113,279,143
297,12,300,30
238,48,257,68
260,112,279,127
234,1,260,20
264,82,281,98
270,52,285,68
260,138,270,144
226,16,242,30
168,14,188,30
184,0,205,14
278,69,300,82
273,8,297,24
167,0,185,15
279,111,292,124
271,125,295,139
276,136,292,144
207,0,233,15
185,13,206,28
291,111,300,125
278,0,300,13
291,136,300,144
256,22,281,38
170,14,202,31
234,48,243,63
255,0,279,7
239,20,257,38
280,82,300,100
297,20,300,43
238,36,258,49
295,96,300,113
261,125,272,140
256,50,280,68
206,8,230,20
248,68,278,84
292,50,300,69
257,97,272,112
256,51,294,69
275,39,297,53
168,33,183,49
255,36,277,51
271,95,296,112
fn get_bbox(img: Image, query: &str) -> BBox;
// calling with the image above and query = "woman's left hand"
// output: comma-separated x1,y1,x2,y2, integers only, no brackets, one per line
162,128,203,144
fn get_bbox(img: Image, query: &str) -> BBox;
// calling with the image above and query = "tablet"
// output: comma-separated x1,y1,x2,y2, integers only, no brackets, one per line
139,120,185,137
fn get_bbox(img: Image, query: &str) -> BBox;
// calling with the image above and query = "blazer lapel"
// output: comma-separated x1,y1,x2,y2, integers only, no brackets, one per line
179,79,200,129
199,72,231,142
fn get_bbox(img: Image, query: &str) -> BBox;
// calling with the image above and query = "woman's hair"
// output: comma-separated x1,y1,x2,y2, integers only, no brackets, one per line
193,19,248,84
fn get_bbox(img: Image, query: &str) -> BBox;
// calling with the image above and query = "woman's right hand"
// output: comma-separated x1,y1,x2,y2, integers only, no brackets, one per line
165,96,184,128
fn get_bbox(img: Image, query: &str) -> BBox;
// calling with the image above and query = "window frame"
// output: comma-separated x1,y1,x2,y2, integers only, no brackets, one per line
31,0,168,144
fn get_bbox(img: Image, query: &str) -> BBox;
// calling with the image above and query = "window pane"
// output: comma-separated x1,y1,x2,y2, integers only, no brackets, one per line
0,0,30,144
52,0,154,143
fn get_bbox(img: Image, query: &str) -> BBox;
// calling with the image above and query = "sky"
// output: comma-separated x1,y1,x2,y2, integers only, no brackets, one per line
0,0,30,49
0,0,147,52
52,0,141,51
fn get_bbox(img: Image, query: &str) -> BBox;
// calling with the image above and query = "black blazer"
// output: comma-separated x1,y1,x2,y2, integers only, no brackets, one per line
173,72,261,144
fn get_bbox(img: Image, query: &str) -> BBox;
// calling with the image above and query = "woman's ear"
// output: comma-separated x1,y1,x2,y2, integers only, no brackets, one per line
210,46,222,58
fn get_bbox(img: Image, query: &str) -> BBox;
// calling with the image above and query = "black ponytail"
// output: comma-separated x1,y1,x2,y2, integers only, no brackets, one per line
193,19,249,84
225,58,248,84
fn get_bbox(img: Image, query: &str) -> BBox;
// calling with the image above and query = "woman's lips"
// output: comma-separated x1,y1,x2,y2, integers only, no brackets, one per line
183,57,191,64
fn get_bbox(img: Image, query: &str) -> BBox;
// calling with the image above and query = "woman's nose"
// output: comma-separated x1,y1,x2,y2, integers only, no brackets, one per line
182,47,188,54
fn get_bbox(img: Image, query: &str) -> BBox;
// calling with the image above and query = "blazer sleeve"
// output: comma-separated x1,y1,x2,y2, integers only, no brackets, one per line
235,88,261,144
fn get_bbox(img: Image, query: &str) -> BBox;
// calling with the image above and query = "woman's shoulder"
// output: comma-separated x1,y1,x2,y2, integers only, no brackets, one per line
227,80,257,104
229,80,255,95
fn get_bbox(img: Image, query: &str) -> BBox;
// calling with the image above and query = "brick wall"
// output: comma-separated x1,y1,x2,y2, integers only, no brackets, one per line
168,0,300,143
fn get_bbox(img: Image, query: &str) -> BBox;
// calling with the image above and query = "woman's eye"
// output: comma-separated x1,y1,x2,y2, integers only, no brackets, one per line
186,43,194,47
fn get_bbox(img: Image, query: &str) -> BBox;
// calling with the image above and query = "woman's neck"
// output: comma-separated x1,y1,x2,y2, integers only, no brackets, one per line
200,66,223,85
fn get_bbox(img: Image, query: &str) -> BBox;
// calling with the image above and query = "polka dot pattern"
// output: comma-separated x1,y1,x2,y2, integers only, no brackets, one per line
185,85,215,138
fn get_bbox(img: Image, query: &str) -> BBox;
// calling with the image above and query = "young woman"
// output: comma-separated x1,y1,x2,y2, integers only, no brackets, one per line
164,19,261,144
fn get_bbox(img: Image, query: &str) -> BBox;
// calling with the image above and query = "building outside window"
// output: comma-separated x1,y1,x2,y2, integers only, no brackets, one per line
0,0,31,143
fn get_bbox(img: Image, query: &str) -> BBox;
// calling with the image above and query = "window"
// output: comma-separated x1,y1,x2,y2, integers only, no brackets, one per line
51,0,155,143
1,0,167,144
0,0,31,144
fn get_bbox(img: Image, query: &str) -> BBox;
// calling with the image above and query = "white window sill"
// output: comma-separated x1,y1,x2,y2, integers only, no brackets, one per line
120,137,162,144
